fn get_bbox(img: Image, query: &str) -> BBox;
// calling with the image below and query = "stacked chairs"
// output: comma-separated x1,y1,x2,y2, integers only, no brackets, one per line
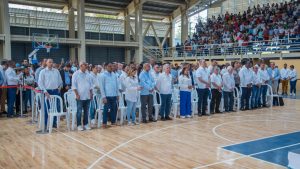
46,95,70,133
153,90,162,121
64,91,77,130
171,88,180,118
93,94,103,128
233,87,241,111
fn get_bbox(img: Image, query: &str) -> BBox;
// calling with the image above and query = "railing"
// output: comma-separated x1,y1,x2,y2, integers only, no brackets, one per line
163,37,300,59
143,40,163,60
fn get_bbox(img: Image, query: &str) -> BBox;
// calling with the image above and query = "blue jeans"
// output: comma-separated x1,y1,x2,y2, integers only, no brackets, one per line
241,87,251,109
290,80,297,94
197,88,209,115
44,89,60,127
180,91,191,116
7,87,17,116
89,100,95,120
126,100,136,123
23,90,32,112
160,94,172,118
76,99,90,126
103,97,117,125
223,91,234,111
251,85,261,108
259,85,268,106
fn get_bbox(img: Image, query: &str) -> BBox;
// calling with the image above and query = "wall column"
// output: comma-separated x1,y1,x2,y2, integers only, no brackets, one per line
0,0,11,60
134,3,143,64
68,0,77,62
77,0,86,62
124,10,132,64
181,9,188,43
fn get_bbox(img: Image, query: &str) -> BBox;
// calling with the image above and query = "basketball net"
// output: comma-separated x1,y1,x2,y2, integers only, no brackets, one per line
44,44,52,53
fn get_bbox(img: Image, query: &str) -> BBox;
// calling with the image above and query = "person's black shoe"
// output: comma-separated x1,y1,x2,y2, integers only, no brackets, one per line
161,117,166,121
241,108,246,111
165,116,172,120
149,118,157,122
7,115,14,118
1,111,7,114
216,110,221,114
142,120,148,123
52,124,57,128
198,113,202,117
23,111,28,114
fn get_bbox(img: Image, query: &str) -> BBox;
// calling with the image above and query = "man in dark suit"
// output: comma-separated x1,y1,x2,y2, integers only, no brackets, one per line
60,64,73,98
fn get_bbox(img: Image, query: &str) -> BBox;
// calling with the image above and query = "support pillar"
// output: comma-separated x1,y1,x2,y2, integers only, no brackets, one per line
134,3,143,64
77,0,86,62
181,9,188,44
124,10,132,64
0,0,11,60
68,0,76,62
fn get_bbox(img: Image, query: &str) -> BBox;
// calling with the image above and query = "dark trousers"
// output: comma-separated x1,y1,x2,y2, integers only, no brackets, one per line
210,89,222,113
290,80,297,94
76,99,90,126
259,85,268,106
103,97,117,124
197,88,209,115
44,89,60,127
23,90,32,112
241,87,251,109
15,91,20,114
223,91,234,111
7,87,17,116
141,95,153,121
160,94,172,118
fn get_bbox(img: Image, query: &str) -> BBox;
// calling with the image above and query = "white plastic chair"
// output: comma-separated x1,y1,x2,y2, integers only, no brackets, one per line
233,87,241,111
46,95,70,133
93,94,103,128
153,90,161,120
64,91,77,130
171,88,179,118
117,92,127,125
267,84,279,107
136,92,142,123
35,93,42,129
191,88,198,116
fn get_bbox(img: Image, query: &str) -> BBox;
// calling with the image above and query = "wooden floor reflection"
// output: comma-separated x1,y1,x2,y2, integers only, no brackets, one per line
1,98,299,169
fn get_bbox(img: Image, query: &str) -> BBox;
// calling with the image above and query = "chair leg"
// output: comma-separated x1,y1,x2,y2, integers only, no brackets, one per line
138,108,142,123
207,100,211,115
66,114,70,131
154,106,159,120
57,117,60,129
72,113,76,130
97,111,102,128
173,104,177,118
49,116,54,134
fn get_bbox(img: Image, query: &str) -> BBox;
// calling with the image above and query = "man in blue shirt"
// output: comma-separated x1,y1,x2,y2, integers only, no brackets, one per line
60,64,73,99
267,62,280,94
139,63,156,123
99,63,119,128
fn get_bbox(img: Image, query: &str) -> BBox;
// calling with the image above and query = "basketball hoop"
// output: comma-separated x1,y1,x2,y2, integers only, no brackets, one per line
45,45,52,53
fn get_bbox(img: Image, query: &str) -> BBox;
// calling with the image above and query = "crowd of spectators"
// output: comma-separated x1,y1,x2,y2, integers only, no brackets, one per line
175,0,300,57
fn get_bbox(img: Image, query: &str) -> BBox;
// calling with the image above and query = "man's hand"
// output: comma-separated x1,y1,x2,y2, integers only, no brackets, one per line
65,86,69,90
137,86,143,91
45,92,50,99
75,94,80,100
102,97,107,104
188,85,193,89
149,89,154,93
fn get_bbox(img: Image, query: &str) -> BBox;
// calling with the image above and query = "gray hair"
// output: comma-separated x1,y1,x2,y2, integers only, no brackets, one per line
79,61,87,66
163,64,170,72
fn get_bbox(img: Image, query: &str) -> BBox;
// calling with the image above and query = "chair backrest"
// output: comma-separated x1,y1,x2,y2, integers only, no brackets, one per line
64,91,77,112
136,91,141,107
118,92,126,107
93,94,103,110
45,95,64,114
153,90,162,105
191,88,198,101
35,93,42,111
172,88,179,103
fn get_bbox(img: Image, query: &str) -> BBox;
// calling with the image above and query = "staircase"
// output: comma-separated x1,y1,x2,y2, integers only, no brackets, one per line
143,40,163,61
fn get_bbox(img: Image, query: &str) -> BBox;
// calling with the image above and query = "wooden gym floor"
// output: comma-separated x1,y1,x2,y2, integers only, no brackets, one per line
0,98,300,169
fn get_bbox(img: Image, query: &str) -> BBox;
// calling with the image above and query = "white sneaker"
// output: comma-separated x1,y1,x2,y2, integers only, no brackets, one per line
77,125,84,131
84,124,91,130
180,116,186,119
186,115,191,118
91,119,96,125
293,93,296,96
127,122,132,126
133,122,139,125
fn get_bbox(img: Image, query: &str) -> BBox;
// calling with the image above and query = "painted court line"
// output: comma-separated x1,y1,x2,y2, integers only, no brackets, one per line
56,130,136,169
212,119,300,145
87,120,199,169
193,142,300,169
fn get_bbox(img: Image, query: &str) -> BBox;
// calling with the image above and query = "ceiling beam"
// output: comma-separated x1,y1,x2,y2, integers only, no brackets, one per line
9,0,65,9
144,0,185,6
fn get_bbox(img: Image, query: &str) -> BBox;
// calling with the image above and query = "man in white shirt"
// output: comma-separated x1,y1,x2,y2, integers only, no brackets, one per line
5,61,21,117
251,65,262,109
151,64,161,84
72,62,93,131
280,63,290,95
210,67,223,114
38,59,63,129
196,60,210,116
259,63,270,107
222,66,235,112
289,65,297,96
239,60,253,110
156,64,173,120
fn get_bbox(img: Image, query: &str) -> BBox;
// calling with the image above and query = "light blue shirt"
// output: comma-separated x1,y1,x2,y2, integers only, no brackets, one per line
139,70,155,95
64,71,71,85
0,71,3,86
99,71,118,99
